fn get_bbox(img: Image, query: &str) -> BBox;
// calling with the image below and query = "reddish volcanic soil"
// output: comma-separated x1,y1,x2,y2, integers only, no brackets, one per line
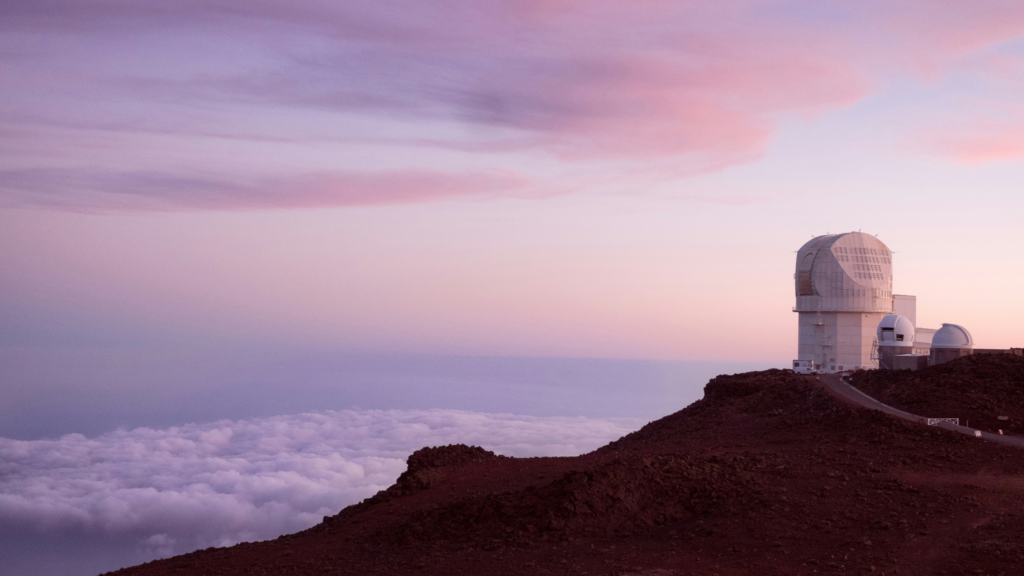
848,354,1024,435
111,364,1024,576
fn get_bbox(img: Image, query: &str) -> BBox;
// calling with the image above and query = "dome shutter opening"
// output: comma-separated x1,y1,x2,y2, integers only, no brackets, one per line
797,252,816,296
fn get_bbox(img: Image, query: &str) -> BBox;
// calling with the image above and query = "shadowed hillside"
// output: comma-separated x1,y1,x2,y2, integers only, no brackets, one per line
849,354,1024,435
111,367,1024,576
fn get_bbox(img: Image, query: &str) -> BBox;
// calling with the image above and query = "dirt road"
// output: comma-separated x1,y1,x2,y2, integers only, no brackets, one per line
817,372,1024,448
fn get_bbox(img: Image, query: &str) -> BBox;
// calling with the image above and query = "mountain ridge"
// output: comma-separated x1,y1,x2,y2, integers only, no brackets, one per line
110,356,1024,576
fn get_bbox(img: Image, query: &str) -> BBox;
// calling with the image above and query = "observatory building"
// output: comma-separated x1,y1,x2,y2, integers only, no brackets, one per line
876,314,915,370
930,323,974,365
792,232,902,373
792,231,1018,373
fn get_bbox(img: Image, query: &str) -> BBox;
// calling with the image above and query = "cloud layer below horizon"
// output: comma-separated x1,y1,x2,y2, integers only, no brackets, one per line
0,409,642,562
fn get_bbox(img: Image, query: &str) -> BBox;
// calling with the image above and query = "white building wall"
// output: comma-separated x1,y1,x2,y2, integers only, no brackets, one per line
893,295,916,327
912,327,936,356
798,312,886,371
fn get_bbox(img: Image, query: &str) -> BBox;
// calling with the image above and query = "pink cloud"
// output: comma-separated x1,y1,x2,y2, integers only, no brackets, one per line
529,50,865,160
878,1,1024,55
923,125,1024,164
4,1,1024,208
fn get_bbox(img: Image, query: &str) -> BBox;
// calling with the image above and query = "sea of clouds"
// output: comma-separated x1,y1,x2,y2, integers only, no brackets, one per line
0,409,642,561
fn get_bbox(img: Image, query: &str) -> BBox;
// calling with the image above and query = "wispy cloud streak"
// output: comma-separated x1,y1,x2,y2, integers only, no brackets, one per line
0,168,529,210
3,1,1024,209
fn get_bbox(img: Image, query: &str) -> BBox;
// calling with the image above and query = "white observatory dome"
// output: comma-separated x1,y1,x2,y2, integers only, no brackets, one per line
876,314,915,347
794,231,894,313
931,323,973,349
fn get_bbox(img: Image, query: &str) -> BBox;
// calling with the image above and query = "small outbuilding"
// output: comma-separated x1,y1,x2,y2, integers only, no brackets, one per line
894,354,929,371
929,323,973,366
876,314,915,370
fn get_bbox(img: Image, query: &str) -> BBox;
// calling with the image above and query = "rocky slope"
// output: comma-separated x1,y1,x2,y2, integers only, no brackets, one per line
849,353,1024,434
110,366,1024,576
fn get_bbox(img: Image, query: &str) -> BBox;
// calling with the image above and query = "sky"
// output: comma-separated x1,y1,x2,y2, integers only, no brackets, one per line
3,1,1024,363
3,1,1024,574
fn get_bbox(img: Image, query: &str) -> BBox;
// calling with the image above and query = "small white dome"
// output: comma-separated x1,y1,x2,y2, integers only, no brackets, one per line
931,323,973,349
877,314,915,346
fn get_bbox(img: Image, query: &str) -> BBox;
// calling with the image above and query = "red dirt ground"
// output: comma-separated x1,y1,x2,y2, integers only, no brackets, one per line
848,354,1024,434
110,364,1024,576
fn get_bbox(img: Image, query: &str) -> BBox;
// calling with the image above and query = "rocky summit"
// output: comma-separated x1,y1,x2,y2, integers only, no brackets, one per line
110,355,1024,576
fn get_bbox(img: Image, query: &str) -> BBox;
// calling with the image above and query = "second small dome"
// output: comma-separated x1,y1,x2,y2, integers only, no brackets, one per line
876,314,915,347
931,323,973,349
